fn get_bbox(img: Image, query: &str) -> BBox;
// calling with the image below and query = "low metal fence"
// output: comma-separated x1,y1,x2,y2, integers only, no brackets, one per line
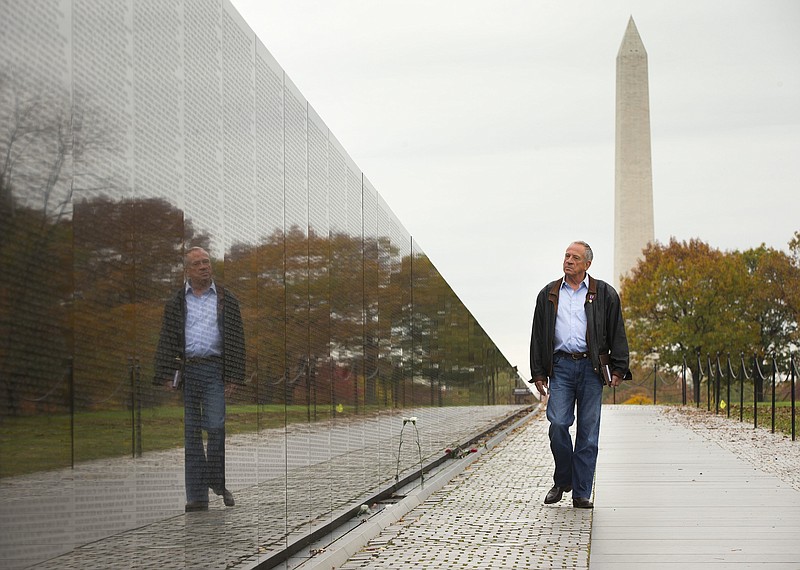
605,352,798,441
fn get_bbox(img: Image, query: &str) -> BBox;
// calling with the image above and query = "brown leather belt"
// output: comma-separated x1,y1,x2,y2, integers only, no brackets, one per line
185,355,222,365
555,351,588,360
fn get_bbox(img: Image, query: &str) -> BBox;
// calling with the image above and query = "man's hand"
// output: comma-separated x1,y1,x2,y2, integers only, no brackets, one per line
164,378,177,390
533,380,548,397
224,383,237,399
610,374,623,388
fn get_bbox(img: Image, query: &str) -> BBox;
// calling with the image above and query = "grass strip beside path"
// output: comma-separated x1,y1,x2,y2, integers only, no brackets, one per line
0,404,338,478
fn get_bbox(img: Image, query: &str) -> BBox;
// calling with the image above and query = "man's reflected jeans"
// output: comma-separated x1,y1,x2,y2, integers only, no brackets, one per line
183,359,226,504
546,354,604,500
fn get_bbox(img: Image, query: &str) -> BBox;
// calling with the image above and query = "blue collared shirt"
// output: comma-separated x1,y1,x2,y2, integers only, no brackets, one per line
554,275,589,353
184,282,222,358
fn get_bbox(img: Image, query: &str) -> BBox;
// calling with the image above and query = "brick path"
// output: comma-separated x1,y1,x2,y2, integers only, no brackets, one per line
335,410,591,570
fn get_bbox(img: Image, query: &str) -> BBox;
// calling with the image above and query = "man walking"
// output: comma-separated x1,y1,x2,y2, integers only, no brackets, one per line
529,241,630,508
154,247,246,512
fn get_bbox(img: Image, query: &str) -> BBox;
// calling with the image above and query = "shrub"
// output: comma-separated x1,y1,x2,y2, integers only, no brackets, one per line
623,394,653,405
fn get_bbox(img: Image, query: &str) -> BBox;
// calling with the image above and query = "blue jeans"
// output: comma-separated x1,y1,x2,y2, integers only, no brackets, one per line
183,360,226,503
546,355,604,499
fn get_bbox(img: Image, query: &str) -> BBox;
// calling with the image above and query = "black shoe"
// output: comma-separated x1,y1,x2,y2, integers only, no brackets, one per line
573,497,594,509
544,485,572,504
213,487,235,507
185,501,209,512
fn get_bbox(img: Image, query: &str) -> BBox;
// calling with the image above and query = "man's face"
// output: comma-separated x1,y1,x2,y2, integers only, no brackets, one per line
186,249,212,284
563,243,591,279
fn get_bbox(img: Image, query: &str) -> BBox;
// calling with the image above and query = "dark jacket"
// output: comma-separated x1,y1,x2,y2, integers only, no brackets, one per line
153,284,246,385
530,275,631,385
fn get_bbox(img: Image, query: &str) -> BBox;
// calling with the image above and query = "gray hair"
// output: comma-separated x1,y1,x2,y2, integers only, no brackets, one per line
572,241,593,262
184,246,209,268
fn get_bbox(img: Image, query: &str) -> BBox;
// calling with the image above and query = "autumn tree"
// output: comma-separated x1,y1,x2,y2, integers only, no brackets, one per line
622,237,800,387
1,69,77,415
788,230,800,316
740,244,799,352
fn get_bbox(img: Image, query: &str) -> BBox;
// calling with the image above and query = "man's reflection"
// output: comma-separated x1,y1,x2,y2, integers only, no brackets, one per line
153,247,246,512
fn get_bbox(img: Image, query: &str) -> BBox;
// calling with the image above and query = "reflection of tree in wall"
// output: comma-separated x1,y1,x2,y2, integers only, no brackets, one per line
205,228,505,410
0,194,208,414
1,69,79,415
0,66,214,415
264,226,389,409
377,235,399,407
226,233,285,405
2,190,516,415
71,197,210,412
329,230,365,408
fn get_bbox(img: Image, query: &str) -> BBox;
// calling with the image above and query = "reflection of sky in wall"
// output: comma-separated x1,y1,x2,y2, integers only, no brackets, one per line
1,0,417,266
1,4,71,218
230,0,800,378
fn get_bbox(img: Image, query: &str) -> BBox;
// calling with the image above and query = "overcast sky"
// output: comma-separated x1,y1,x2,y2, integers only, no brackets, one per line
230,0,800,380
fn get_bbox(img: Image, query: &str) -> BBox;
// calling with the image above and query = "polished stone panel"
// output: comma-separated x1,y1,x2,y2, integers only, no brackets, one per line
0,1,521,568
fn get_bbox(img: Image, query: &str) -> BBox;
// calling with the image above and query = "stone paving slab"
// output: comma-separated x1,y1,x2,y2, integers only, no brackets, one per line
592,406,800,569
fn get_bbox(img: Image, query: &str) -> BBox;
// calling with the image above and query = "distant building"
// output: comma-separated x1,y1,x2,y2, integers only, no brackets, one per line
614,17,655,289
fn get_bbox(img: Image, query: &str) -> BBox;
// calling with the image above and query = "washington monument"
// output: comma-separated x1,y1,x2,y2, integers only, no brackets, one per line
614,17,654,289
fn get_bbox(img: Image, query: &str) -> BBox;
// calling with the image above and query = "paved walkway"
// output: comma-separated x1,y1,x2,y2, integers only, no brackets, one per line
312,405,800,570
591,406,800,569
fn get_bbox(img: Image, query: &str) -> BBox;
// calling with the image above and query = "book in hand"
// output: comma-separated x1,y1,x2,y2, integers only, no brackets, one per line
599,354,613,386
172,368,183,389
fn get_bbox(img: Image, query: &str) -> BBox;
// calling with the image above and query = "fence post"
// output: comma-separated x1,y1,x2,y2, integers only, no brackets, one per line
771,353,777,435
791,354,796,442
725,353,732,418
653,362,657,405
682,355,687,406
695,350,703,407
752,353,758,429
738,352,746,423
706,353,713,412
714,353,722,415
68,357,75,470
129,357,135,459
135,358,142,458
755,352,764,403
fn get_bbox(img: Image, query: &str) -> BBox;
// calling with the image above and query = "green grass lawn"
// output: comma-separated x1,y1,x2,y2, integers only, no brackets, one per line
668,400,797,438
724,401,797,437
0,404,344,478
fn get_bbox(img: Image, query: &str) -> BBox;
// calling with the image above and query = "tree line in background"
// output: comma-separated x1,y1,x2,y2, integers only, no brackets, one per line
0,193,513,415
621,234,800,383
